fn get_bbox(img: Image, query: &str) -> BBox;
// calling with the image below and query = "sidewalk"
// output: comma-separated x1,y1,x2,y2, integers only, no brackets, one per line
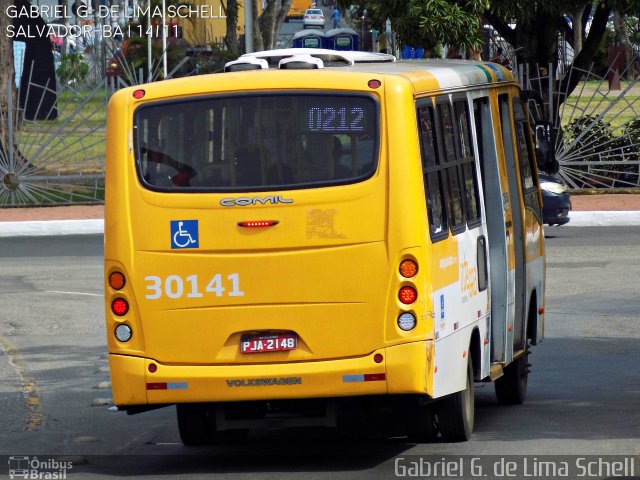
0,195,639,237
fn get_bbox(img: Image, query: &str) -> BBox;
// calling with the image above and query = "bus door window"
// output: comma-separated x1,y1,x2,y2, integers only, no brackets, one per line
417,102,448,241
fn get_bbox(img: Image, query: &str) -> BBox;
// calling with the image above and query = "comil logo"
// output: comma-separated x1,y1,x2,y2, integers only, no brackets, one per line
8,456,72,479
220,195,294,207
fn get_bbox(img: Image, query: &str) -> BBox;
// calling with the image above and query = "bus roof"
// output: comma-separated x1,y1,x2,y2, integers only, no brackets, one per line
237,49,515,89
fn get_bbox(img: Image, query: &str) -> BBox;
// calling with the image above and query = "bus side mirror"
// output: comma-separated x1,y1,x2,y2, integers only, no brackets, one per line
534,121,559,174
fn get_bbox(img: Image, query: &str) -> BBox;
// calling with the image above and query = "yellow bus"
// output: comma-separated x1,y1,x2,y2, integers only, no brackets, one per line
285,0,311,21
105,49,554,444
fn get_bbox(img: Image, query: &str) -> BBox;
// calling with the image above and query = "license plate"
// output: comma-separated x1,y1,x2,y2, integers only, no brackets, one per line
240,333,297,354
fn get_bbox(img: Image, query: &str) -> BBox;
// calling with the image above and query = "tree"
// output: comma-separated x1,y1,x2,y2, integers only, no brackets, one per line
353,0,638,106
0,0,17,162
613,8,639,78
486,1,618,104
248,0,291,51
353,0,489,54
224,0,240,55
1,0,58,172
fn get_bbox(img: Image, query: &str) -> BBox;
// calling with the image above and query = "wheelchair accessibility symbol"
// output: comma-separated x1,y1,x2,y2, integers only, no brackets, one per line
170,220,199,249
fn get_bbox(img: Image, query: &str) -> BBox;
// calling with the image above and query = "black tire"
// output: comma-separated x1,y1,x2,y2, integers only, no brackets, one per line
437,357,474,442
176,404,215,446
406,398,438,442
495,353,529,405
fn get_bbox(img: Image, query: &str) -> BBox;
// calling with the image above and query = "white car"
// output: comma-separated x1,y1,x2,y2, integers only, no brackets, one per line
303,9,325,29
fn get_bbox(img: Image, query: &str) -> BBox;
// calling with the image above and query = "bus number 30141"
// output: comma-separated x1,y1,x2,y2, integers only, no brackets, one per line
144,273,244,300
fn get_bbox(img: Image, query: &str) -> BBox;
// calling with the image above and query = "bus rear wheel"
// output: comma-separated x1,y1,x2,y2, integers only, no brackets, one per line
177,404,215,446
436,357,474,442
177,404,250,446
495,353,529,405
406,397,437,441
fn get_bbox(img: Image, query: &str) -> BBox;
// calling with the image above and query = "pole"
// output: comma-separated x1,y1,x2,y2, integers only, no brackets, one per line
244,0,253,53
147,0,152,81
162,0,167,78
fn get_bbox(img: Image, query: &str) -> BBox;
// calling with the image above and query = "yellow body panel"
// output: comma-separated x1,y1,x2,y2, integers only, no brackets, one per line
109,341,432,405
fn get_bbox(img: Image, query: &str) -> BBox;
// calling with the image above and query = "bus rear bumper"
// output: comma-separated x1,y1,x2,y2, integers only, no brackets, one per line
109,341,433,406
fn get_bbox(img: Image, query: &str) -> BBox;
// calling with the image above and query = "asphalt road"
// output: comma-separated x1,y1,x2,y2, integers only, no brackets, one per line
0,228,639,479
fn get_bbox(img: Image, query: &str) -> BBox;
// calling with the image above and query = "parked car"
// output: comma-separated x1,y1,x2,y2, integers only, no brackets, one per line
303,8,325,29
539,173,571,226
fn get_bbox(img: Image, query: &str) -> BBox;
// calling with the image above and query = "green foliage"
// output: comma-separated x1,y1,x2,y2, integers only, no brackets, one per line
564,114,614,162
190,46,237,74
56,53,89,85
354,0,488,52
119,36,186,81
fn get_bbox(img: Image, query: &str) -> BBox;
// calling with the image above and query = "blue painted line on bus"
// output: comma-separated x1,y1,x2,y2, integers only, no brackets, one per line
167,382,189,390
343,374,365,383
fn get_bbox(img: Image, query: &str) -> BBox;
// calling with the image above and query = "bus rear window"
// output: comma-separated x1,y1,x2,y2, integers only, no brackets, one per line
134,94,379,191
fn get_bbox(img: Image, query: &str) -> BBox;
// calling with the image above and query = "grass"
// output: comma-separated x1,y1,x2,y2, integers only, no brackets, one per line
18,88,107,171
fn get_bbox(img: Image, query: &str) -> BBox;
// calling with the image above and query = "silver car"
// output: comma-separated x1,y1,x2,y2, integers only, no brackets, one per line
303,9,325,29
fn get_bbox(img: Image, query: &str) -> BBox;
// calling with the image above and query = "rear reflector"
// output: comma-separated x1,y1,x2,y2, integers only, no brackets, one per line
147,382,167,390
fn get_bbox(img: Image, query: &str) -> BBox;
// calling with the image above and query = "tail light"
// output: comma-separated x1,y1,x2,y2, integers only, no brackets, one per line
109,271,126,290
114,324,132,342
112,298,129,316
398,312,417,331
399,286,417,304
399,259,418,278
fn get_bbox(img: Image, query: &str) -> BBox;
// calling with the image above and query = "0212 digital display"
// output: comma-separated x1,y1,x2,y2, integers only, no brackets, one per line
307,106,365,132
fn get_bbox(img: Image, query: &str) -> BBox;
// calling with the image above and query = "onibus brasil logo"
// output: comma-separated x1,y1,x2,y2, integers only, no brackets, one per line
8,456,72,479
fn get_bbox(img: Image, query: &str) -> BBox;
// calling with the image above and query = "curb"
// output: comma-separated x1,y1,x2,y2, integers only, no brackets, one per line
0,220,104,238
0,213,639,237
567,211,640,227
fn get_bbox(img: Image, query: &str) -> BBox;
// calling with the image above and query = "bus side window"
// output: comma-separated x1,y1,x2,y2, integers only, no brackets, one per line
417,104,448,241
437,101,465,233
513,98,542,218
512,99,536,191
453,100,482,227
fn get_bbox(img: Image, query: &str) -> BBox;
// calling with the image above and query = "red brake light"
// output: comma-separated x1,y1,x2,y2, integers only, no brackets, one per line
368,79,381,89
111,298,129,316
133,89,145,99
238,220,279,228
399,286,417,304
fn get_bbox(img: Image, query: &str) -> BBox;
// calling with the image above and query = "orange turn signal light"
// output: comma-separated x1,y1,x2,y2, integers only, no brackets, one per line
399,259,418,278
109,272,126,290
